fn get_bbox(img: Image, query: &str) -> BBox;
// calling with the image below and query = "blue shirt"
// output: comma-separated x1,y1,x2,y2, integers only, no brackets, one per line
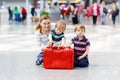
51,30,65,44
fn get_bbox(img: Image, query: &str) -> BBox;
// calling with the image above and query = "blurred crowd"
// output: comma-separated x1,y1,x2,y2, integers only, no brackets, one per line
8,6,27,23
7,0,120,25
59,0,119,25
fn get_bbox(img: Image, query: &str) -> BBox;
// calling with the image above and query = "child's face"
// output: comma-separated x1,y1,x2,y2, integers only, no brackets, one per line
76,28,85,37
41,19,51,31
55,27,63,34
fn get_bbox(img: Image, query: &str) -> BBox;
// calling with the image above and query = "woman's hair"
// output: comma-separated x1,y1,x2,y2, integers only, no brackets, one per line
35,15,50,34
74,24,86,32
55,20,66,32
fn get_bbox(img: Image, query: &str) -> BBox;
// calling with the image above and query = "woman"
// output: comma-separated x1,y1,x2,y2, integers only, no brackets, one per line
91,1,100,25
111,1,118,25
8,6,13,22
21,7,27,21
34,15,51,65
100,1,107,25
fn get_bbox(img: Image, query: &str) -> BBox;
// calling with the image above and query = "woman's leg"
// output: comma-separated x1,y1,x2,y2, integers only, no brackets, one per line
36,52,43,65
93,15,97,25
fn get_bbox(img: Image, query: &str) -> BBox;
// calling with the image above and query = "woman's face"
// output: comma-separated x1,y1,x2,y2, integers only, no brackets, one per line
40,19,51,31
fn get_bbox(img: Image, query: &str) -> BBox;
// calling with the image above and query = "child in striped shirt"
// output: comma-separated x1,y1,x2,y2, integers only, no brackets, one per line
66,24,90,67
48,20,66,47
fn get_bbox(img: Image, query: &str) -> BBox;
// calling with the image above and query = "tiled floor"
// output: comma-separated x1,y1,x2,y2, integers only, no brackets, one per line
0,13,120,80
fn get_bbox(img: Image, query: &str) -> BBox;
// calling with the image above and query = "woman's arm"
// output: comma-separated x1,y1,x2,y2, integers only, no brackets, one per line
74,7,78,15
47,34,52,47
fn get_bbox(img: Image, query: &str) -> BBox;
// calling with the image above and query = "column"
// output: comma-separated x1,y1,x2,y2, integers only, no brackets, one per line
26,0,29,11
40,0,48,10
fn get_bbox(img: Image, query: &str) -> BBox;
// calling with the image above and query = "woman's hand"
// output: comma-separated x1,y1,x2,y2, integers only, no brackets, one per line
42,46,46,51
47,41,52,47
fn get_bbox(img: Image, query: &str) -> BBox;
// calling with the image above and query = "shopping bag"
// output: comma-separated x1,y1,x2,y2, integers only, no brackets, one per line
43,47,74,69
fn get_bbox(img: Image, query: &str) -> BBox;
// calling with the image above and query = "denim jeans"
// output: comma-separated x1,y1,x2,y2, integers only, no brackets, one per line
36,52,43,63
74,55,89,67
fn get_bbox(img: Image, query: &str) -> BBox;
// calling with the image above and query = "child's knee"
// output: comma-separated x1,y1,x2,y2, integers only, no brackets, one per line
78,58,89,67
78,62,89,67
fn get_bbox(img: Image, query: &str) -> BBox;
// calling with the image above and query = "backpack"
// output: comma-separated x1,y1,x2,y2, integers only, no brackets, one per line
115,8,119,16
103,7,107,14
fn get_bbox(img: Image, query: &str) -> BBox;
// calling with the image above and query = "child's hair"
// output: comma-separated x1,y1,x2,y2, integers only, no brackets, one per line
74,24,86,32
35,15,50,34
55,20,66,32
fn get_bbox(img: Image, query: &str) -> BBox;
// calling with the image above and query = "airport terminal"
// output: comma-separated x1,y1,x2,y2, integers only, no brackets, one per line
0,0,120,80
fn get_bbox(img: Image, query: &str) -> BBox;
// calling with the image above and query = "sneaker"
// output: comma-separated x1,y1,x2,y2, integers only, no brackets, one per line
36,61,42,65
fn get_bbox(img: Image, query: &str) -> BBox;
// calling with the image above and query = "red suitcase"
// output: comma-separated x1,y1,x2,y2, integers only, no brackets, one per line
43,47,74,69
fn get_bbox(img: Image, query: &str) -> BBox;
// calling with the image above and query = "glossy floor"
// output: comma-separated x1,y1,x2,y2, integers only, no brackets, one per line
0,13,120,80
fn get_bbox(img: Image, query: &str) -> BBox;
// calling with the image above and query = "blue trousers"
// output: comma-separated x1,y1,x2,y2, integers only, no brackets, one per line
74,55,89,67
112,13,117,24
36,52,43,63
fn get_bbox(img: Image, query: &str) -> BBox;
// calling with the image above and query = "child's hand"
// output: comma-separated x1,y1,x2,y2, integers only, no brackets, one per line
53,43,59,47
64,44,70,47
77,56,83,60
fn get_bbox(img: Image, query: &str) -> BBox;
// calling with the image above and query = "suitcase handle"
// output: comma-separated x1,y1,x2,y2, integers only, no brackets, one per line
47,46,71,49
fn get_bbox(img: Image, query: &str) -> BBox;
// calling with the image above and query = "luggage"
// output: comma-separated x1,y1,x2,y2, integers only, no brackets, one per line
72,15,78,24
43,47,74,69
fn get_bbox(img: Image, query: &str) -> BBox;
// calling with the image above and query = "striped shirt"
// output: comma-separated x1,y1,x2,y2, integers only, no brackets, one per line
51,30,65,44
71,36,90,55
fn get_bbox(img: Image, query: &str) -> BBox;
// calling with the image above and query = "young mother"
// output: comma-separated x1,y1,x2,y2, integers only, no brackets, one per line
34,15,51,65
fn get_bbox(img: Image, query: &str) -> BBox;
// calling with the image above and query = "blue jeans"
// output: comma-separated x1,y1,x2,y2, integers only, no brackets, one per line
112,12,117,24
9,13,13,21
36,52,43,63
101,13,106,24
74,55,89,67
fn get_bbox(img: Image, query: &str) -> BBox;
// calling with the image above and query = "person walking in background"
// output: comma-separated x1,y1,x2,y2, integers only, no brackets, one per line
65,24,90,67
31,6,36,17
76,0,85,23
91,1,100,25
34,15,51,65
8,6,13,22
21,7,27,22
65,4,72,23
100,1,107,25
85,6,91,25
13,6,20,22
111,1,119,25
60,6,66,20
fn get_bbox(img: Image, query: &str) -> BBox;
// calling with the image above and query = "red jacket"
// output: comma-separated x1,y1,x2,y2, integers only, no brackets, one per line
22,8,27,15
61,8,66,14
91,5,100,16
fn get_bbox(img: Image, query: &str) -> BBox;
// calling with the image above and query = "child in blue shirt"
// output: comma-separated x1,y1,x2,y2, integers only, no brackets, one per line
48,20,66,47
